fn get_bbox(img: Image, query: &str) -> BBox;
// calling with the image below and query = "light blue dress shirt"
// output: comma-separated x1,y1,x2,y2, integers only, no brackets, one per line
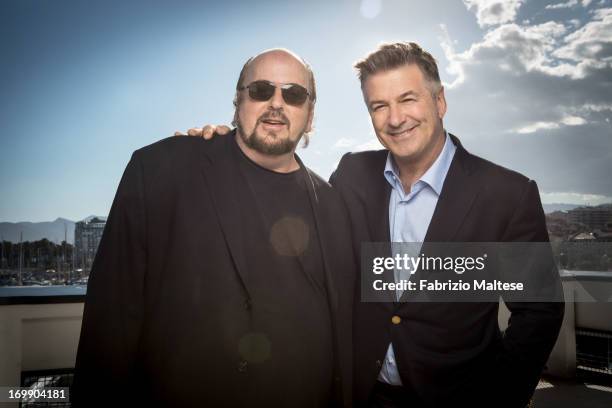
377,131,457,385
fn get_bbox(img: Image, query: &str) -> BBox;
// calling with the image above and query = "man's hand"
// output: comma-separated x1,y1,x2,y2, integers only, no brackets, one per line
174,125,231,140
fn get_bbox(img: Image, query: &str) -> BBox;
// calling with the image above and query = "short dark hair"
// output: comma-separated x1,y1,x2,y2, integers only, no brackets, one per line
354,42,442,94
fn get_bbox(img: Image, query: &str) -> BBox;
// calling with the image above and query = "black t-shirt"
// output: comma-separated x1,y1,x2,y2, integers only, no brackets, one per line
231,136,333,407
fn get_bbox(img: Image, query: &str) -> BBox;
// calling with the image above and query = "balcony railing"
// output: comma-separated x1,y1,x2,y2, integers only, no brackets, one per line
0,271,611,407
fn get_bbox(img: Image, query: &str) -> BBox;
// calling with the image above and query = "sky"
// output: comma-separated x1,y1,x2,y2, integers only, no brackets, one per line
0,0,611,222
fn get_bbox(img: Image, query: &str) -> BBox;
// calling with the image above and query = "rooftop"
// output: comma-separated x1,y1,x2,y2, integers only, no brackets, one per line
535,375,612,408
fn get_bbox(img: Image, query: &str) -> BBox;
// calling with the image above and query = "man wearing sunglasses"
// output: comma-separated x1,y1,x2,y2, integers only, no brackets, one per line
72,49,355,407
181,42,564,408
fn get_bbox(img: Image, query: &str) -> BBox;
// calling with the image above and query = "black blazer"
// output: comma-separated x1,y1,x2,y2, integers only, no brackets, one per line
330,134,564,408
71,133,355,407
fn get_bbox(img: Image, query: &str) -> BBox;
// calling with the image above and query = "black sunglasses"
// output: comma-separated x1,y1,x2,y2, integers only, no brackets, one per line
239,80,310,106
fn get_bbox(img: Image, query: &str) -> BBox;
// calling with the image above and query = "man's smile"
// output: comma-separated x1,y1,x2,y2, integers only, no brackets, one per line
386,123,419,139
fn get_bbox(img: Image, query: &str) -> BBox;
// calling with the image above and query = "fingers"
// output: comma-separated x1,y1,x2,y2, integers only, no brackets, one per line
175,124,230,139
202,125,217,140
217,125,231,135
187,127,203,137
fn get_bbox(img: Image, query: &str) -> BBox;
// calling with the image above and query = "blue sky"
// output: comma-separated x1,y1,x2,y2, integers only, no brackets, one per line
1,0,611,222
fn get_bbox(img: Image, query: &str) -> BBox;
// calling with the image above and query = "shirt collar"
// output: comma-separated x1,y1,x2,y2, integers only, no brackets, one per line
383,130,456,196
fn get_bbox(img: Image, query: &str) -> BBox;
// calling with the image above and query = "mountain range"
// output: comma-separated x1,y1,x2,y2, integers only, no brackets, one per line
0,216,106,244
0,204,590,244
542,203,581,214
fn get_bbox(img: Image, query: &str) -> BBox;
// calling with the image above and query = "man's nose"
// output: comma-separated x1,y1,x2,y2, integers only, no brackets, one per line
269,86,284,109
388,104,404,128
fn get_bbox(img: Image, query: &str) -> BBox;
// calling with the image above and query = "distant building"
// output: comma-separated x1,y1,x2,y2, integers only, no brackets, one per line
74,217,106,272
567,204,612,231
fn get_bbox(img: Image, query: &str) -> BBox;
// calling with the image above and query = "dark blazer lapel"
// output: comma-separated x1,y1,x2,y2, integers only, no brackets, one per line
199,132,251,296
424,134,481,243
364,151,395,304
367,153,392,244
297,157,355,405
295,154,339,313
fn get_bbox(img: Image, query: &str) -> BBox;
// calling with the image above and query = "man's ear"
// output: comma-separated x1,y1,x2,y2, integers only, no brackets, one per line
232,109,239,128
305,103,315,133
436,86,447,120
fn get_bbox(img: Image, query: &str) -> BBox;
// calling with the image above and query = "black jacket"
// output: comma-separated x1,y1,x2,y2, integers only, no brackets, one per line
330,134,564,408
72,133,355,407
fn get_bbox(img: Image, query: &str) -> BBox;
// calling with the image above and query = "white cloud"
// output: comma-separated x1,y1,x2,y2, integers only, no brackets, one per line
580,103,612,112
439,24,466,87
442,21,568,87
441,7,612,84
514,115,586,133
462,0,525,27
553,7,612,62
561,115,587,125
439,5,612,197
540,192,612,205
354,138,383,151
333,137,357,148
448,6,612,82
515,121,561,134
546,0,579,10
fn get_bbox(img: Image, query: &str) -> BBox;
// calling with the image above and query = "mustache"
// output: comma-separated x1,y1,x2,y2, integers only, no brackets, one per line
258,110,290,125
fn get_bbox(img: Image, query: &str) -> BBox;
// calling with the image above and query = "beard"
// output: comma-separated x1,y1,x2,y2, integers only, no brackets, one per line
235,109,307,156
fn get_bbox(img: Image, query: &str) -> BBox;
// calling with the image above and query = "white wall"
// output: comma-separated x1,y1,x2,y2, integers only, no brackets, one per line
0,303,83,408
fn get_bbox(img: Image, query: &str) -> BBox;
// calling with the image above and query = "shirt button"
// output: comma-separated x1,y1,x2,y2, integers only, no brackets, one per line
391,315,402,325
238,360,248,373
244,299,252,310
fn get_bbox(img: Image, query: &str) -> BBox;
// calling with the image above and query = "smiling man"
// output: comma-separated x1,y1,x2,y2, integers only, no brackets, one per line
72,49,354,407
363,61,447,190
330,42,564,408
